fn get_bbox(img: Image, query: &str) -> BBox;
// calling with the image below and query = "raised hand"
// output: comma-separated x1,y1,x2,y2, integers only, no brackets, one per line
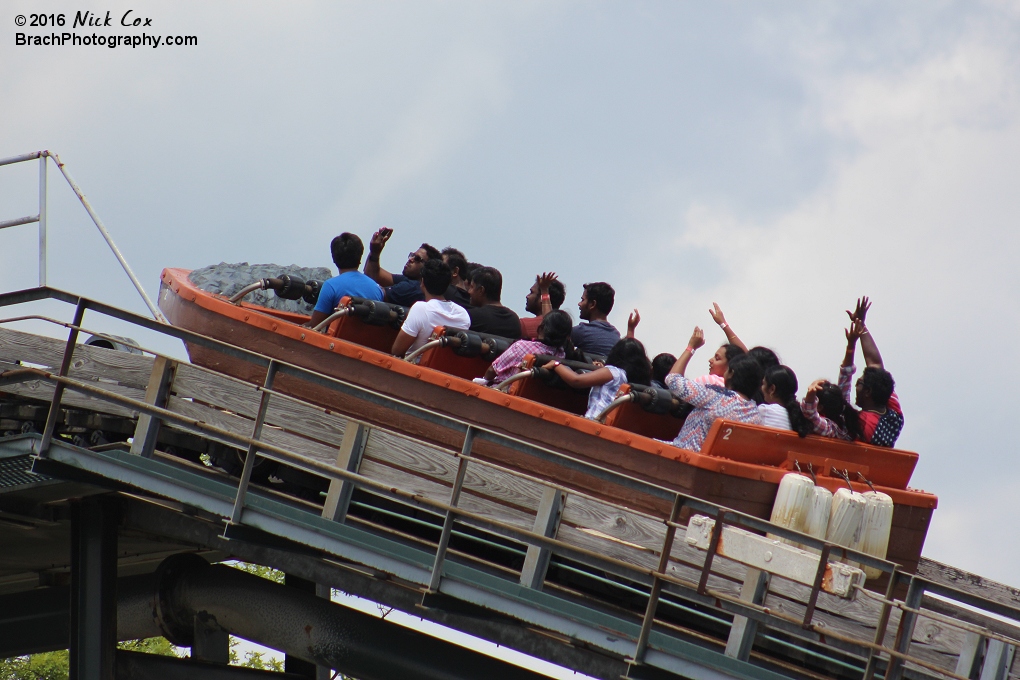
537,271,558,293
709,302,727,327
846,296,871,324
369,227,393,255
689,326,705,350
806,379,828,398
627,309,641,338
845,317,864,344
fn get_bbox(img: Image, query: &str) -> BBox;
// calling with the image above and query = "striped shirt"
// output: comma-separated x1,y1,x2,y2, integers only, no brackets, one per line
665,374,761,452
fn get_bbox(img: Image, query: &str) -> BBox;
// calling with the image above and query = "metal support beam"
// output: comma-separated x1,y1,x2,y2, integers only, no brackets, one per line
321,422,368,523
885,577,926,680
519,485,564,590
979,638,1015,680
228,361,278,526
632,495,684,665
39,153,47,286
283,574,331,680
724,568,770,661
427,426,475,593
39,299,87,455
69,496,118,680
193,614,230,664
130,356,176,458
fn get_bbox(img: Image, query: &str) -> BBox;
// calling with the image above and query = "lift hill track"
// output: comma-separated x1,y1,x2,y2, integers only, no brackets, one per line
1,286,1019,680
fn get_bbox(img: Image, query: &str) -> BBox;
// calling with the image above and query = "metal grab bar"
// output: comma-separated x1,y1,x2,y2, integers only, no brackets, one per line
312,308,349,333
404,338,445,363
595,393,633,423
495,369,536,392
228,281,267,304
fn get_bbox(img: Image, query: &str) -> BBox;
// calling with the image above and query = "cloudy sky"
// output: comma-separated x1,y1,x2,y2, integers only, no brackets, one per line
3,0,1020,610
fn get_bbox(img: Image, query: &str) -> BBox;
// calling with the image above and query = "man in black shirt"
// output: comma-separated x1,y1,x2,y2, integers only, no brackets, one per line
363,227,440,307
467,267,522,340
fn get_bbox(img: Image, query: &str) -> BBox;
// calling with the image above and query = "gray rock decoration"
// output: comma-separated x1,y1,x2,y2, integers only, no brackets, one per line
189,262,333,314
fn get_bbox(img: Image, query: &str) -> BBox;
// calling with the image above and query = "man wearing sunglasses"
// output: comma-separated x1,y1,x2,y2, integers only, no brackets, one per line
364,227,442,308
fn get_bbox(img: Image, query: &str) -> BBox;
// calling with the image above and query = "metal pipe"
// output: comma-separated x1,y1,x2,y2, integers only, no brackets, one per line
47,152,167,323
228,280,267,304
0,214,40,230
404,338,444,363
39,154,47,286
154,554,549,680
595,393,634,422
0,150,44,166
312,308,349,333
495,369,535,392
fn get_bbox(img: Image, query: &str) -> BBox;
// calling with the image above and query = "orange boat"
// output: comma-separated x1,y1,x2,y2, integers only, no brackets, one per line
158,267,937,576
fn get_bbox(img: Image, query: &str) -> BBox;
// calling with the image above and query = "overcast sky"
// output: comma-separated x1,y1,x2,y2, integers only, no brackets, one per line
3,0,1020,605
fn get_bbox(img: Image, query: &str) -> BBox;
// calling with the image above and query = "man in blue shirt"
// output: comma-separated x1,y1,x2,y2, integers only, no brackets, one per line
308,233,384,328
363,227,441,308
571,281,620,357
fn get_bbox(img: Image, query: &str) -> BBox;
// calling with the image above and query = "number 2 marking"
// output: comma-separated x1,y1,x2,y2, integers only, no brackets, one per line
723,428,732,440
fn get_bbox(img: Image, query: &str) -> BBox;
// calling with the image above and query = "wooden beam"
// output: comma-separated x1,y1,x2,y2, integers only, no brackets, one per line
322,423,369,523
520,486,564,589
129,356,176,458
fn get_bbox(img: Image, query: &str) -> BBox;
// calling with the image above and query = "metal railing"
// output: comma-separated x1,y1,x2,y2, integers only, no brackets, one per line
0,151,165,323
2,288,1020,680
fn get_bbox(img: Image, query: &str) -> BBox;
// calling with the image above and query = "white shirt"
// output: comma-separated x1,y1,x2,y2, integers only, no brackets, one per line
584,365,628,420
758,403,792,431
400,298,471,354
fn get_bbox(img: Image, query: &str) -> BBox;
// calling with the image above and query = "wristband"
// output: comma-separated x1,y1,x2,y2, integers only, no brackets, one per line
540,293,550,301
719,322,729,330
546,361,560,369
685,346,696,354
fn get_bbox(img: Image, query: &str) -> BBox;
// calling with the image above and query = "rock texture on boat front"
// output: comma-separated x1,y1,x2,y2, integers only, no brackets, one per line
189,262,333,314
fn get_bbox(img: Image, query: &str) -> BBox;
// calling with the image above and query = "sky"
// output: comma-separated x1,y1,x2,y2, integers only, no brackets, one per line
3,0,1020,668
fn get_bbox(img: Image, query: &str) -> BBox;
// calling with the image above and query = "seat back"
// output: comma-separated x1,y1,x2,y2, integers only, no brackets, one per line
505,355,589,416
602,384,686,441
326,297,408,354
701,420,919,489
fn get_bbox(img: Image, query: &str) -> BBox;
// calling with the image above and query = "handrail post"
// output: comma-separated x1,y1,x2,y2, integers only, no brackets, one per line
802,543,833,627
226,360,279,528
632,494,685,664
697,509,726,595
427,426,475,593
38,299,87,456
863,567,901,680
38,153,47,286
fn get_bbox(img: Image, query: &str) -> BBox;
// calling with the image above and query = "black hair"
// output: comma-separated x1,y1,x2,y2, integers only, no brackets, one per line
545,279,566,310
330,232,364,270
470,266,503,302
721,344,745,362
748,346,780,370
582,282,615,314
764,365,812,438
651,353,677,385
442,247,469,280
861,366,895,406
420,243,442,262
537,309,572,349
816,381,862,441
726,354,764,400
605,337,651,386
421,258,453,296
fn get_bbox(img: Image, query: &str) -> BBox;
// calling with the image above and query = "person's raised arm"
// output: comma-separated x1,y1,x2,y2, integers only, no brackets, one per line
709,303,748,352
545,363,615,389
537,272,557,316
858,322,884,369
843,318,863,368
364,227,395,287
627,309,641,339
669,326,705,375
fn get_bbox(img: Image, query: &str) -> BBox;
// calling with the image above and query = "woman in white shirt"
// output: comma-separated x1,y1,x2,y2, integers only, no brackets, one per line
391,259,470,357
758,365,813,437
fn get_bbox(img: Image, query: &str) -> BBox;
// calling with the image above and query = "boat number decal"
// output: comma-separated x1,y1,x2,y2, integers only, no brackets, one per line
723,428,732,440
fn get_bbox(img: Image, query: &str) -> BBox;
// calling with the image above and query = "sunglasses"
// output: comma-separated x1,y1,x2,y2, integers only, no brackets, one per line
407,252,425,264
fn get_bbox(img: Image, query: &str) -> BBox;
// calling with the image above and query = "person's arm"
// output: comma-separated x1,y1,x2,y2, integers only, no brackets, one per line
537,272,557,316
308,310,329,328
664,372,718,408
709,303,748,352
391,330,416,357
842,317,863,368
669,327,705,375
626,309,640,339
482,365,497,382
545,363,614,389
801,379,835,437
364,227,395,287
858,322,884,369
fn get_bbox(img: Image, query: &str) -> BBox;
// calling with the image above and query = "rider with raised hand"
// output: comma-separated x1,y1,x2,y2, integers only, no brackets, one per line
363,227,441,307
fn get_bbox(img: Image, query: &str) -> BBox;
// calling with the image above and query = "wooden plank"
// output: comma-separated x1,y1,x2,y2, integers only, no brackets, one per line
918,559,1020,614
0,376,141,419
171,362,348,447
0,327,153,389
363,430,548,512
165,396,339,467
